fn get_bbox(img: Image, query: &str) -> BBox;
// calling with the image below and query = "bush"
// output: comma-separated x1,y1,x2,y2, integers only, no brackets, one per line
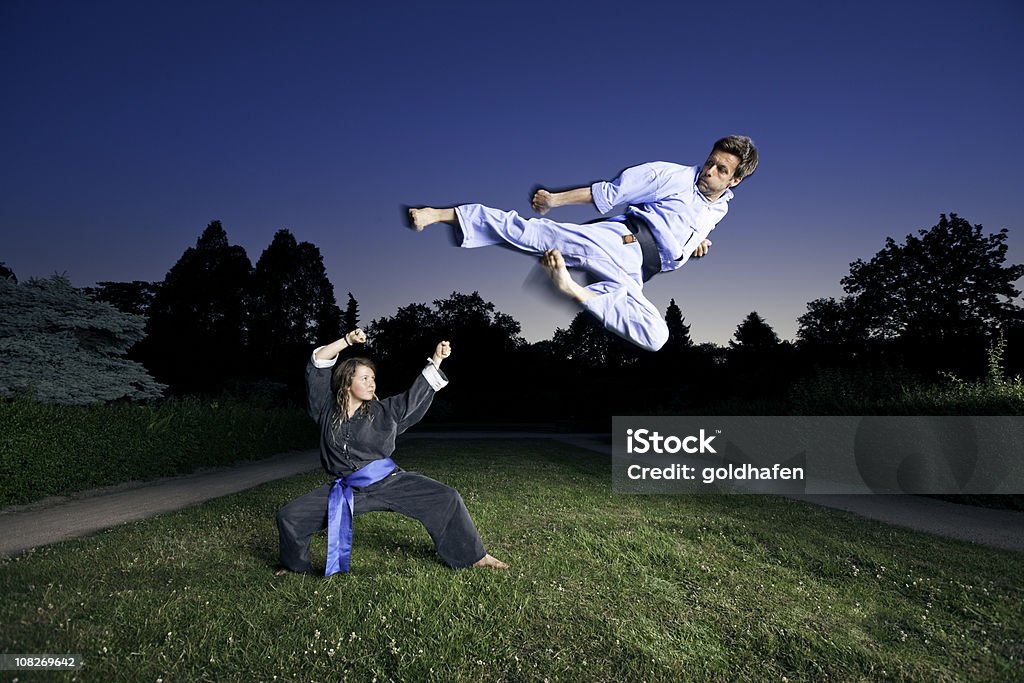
788,335,1024,416
0,398,317,506
788,365,924,414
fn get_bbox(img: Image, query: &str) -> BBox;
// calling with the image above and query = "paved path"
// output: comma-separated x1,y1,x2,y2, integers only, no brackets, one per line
0,433,570,559
787,493,1024,551
2,433,1022,559
0,449,321,559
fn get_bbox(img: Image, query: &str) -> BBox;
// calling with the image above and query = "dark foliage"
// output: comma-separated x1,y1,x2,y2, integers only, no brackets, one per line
139,221,253,395
82,280,162,317
799,213,1024,379
248,229,341,393
366,292,528,421
344,292,360,332
730,311,781,350
664,298,692,351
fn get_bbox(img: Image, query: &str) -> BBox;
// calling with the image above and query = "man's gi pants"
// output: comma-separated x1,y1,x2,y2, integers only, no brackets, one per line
276,470,486,573
454,204,670,352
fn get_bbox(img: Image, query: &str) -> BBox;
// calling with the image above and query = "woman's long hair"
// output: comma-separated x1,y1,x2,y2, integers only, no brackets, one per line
330,357,377,432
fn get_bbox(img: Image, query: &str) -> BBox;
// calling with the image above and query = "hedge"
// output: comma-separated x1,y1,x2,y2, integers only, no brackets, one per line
0,398,316,506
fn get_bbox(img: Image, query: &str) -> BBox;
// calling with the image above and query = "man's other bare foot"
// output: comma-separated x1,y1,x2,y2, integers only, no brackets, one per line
472,553,509,570
408,207,456,231
541,249,597,304
541,249,576,297
273,567,290,576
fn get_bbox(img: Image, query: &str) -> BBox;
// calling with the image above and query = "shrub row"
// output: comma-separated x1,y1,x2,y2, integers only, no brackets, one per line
0,398,317,506
788,368,1024,415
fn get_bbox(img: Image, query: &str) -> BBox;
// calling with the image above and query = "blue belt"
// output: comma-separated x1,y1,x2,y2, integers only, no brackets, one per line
325,457,398,576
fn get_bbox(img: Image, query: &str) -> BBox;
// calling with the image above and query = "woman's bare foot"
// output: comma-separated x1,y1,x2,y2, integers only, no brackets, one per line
409,207,456,231
472,553,509,570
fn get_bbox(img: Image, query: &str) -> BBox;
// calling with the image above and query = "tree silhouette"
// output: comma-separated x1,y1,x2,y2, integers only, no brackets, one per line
550,311,644,369
0,262,16,283
432,291,525,355
723,312,798,406
842,213,1023,344
344,292,360,332
141,221,253,394
365,302,439,378
796,296,867,349
0,276,165,404
663,298,692,351
551,312,612,368
83,281,162,317
368,292,524,370
366,292,527,418
248,229,341,386
730,311,781,350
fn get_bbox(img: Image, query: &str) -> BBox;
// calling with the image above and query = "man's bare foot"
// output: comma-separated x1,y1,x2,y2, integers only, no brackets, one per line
273,567,290,576
541,249,577,297
541,249,597,304
541,248,570,292
408,207,456,231
472,553,509,570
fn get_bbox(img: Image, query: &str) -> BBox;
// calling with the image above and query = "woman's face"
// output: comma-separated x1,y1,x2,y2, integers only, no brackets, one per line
347,364,376,403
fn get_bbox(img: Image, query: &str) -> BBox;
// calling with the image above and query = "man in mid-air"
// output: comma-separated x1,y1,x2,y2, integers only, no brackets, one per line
409,135,758,351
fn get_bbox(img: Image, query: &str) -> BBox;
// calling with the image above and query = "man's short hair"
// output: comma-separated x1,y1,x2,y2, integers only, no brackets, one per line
713,136,758,181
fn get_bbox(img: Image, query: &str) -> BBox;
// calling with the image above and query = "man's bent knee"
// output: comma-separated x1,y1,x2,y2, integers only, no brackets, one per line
646,323,670,352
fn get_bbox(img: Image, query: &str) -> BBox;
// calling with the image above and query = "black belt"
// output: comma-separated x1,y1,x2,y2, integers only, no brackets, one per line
621,213,662,282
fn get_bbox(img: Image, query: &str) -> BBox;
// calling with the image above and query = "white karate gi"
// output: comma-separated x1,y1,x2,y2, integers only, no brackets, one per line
454,162,734,352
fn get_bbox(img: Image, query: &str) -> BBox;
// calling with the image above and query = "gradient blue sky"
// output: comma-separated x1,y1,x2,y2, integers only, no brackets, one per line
3,0,1022,345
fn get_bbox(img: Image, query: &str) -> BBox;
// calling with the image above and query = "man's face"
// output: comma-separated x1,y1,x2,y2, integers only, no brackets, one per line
697,150,742,199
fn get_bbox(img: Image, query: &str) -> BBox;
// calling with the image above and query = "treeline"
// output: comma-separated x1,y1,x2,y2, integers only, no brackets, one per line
2,213,1022,424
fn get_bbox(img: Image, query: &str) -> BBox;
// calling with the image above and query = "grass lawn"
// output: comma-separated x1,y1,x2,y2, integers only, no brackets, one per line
2,439,1021,682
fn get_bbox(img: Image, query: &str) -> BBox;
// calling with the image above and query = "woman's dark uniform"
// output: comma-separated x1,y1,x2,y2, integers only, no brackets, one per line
275,352,486,574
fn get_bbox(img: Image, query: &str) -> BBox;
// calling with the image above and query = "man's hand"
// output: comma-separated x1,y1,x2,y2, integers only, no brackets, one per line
531,189,556,215
431,340,452,367
691,239,712,258
531,186,594,215
345,328,367,345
